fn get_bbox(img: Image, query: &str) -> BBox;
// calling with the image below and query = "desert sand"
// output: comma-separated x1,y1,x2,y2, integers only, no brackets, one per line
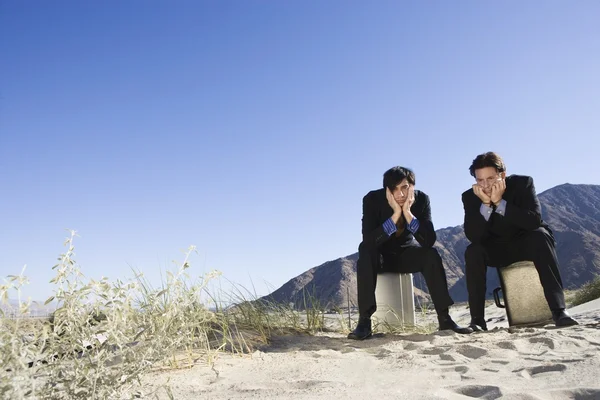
141,299,600,399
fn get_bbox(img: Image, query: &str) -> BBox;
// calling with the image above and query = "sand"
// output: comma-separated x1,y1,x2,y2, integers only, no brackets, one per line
141,300,600,400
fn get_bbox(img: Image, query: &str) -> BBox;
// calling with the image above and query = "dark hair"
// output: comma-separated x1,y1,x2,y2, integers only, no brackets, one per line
469,152,506,177
383,166,416,191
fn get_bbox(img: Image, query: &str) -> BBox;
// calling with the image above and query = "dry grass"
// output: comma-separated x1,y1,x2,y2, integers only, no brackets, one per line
569,275,600,307
0,232,339,399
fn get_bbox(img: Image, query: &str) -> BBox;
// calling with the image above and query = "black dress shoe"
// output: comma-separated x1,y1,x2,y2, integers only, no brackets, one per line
469,317,488,332
552,309,579,327
348,318,372,340
438,316,473,334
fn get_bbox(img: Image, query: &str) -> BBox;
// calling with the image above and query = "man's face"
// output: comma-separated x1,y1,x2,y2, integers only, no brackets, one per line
391,179,411,206
474,167,505,196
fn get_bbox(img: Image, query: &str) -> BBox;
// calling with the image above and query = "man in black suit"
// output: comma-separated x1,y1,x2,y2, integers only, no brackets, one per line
348,166,471,340
462,152,578,331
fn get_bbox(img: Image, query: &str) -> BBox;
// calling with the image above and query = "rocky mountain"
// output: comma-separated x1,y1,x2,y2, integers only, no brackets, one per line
262,184,600,309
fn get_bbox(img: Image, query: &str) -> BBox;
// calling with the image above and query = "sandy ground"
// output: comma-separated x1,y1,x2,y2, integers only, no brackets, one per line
141,300,600,400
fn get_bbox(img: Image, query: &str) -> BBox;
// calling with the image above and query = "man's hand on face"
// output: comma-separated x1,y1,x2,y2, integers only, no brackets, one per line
386,187,402,214
402,185,415,222
490,178,506,205
472,184,492,206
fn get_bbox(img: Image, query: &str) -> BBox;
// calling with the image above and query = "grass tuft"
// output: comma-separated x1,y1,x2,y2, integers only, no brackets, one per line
569,275,600,307
0,233,353,399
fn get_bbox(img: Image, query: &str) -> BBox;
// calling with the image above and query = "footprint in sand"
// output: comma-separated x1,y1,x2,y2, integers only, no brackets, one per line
496,341,518,350
455,344,489,359
365,348,392,359
403,342,424,351
452,384,502,399
545,388,600,399
420,346,450,355
514,363,567,377
439,353,456,362
435,365,469,376
565,334,600,347
482,368,500,373
526,363,567,376
528,337,555,349
454,365,469,374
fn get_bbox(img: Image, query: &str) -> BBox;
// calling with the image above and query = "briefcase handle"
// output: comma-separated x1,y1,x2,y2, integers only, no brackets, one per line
493,287,505,308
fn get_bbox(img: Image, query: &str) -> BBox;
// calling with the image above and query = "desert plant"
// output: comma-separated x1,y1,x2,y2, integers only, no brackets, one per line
0,232,220,399
301,287,325,332
1,231,344,399
570,274,600,307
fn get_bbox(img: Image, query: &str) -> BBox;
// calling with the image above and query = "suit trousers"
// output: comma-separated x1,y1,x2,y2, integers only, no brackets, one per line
464,227,566,318
356,240,454,318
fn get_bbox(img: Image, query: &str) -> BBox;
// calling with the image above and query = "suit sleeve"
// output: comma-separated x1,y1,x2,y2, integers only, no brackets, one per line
504,177,543,230
361,194,392,248
413,193,436,248
463,191,490,244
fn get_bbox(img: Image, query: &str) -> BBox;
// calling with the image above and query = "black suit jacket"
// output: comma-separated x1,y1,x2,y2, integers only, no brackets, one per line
361,188,437,256
462,174,551,245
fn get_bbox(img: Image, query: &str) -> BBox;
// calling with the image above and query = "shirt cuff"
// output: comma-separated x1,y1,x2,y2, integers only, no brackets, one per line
480,203,493,221
494,199,507,216
407,217,420,234
382,217,397,236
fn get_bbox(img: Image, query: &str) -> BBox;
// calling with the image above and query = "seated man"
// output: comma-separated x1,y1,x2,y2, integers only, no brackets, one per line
348,166,471,340
462,151,578,331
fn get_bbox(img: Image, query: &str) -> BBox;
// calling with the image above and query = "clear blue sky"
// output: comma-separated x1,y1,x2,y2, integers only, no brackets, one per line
1,1,599,302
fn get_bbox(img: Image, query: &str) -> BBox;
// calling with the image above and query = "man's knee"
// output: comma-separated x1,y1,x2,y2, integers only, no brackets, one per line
357,242,378,270
423,247,442,264
465,243,485,264
414,248,444,273
524,228,553,247
358,240,377,253
514,229,555,260
358,241,377,255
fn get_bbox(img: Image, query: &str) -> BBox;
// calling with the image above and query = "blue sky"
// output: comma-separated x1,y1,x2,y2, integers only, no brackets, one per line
1,1,599,302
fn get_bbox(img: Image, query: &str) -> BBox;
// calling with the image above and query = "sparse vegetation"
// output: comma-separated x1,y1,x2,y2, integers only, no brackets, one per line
569,275,600,307
0,232,331,399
